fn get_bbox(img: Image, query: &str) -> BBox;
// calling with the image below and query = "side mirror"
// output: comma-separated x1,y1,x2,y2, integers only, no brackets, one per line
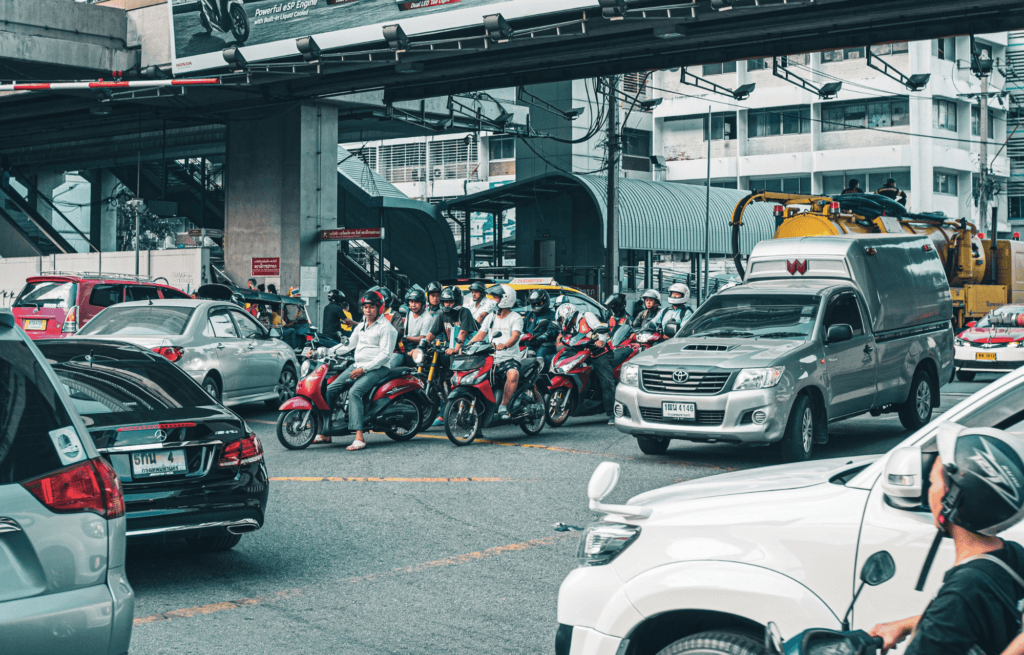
269,327,283,339
664,321,679,338
588,462,620,502
860,551,896,587
826,323,853,344
881,446,937,509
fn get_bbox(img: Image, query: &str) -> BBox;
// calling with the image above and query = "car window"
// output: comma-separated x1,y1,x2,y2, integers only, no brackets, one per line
230,309,265,339
15,280,77,309
125,285,161,302
960,383,1024,436
88,284,126,308
824,292,864,336
78,306,195,336
0,340,77,484
159,288,191,300
206,309,239,339
50,357,210,415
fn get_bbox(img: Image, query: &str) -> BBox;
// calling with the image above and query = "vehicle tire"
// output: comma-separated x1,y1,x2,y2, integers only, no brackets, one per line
898,369,933,431
519,388,546,436
229,4,249,43
779,394,815,463
418,395,440,433
265,365,297,409
199,10,212,33
202,375,221,403
546,387,571,427
956,369,976,382
276,409,318,450
185,533,242,553
636,436,670,455
444,397,481,446
384,397,421,441
655,630,770,655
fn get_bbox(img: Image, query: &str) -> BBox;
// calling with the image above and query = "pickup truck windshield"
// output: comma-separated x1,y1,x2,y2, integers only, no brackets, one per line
682,294,820,340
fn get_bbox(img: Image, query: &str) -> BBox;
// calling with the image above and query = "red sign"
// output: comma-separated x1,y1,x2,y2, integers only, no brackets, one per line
320,228,385,241
252,257,280,276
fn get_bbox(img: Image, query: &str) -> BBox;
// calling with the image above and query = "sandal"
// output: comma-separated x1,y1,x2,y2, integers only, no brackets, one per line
346,439,367,451
313,435,332,444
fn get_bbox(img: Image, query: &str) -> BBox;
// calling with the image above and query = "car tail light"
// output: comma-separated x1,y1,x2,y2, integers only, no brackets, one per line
219,432,263,467
63,305,79,333
151,346,184,363
22,458,125,519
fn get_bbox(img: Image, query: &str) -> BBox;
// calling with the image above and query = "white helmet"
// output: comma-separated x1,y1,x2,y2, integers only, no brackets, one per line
493,283,516,309
641,289,661,304
667,283,690,306
556,302,578,326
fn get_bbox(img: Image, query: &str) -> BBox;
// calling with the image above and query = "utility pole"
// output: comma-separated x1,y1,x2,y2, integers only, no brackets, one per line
605,76,621,295
980,71,991,280
703,106,712,304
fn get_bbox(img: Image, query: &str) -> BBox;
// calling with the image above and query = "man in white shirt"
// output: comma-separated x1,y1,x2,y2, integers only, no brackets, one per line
316,290,398,451
391,287,433,368
463,281,496,324
468,284,523,419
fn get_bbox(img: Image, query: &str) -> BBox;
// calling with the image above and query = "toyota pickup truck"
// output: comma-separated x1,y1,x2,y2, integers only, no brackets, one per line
614,235,954,461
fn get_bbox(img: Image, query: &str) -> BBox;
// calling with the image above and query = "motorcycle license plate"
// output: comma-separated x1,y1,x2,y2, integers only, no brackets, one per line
976,352,996,361
23,319,46,331
662,402,695,420
131,450,187,478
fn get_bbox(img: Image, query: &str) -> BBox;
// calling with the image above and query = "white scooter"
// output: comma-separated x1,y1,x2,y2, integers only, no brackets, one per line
199,0,250,44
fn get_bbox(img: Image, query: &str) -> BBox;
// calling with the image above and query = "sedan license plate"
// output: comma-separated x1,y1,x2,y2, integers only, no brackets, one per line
23,319,46,331
662,402,696,420
976,352,997,361
131,450,187,478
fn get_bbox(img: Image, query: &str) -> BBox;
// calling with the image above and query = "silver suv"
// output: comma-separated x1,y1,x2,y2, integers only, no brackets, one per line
0,310,134,654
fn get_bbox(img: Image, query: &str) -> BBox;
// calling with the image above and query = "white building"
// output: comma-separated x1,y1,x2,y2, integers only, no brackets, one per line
650,35,1011,232
1009,31,1023,226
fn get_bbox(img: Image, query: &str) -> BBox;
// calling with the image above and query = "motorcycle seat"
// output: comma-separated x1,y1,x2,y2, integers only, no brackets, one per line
520,356,540,376
380,366,416,383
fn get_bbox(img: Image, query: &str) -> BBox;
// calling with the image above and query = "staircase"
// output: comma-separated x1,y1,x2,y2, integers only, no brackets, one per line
0,178,82,256
336,240,411,298
109,158,224,230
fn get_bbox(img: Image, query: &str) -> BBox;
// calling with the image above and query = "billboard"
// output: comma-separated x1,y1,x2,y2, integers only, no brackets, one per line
169,0,590,74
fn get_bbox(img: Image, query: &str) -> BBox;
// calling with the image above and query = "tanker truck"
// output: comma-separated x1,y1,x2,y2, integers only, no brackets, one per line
728,191,1024,328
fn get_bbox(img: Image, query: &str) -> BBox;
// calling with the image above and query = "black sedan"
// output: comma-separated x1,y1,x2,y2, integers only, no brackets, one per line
37,338,270,552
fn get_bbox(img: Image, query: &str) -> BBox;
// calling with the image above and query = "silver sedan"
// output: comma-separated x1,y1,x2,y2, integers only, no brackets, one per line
74,299,300,407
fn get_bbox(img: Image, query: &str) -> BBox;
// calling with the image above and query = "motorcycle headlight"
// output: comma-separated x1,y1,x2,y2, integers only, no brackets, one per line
460,369,488,386
577,523,640,566
805,635,857,655
316,347,328,359
621,364,639,387
636,332,651,344
410,349,425,364
734,366,785,390
557,352,587,373
300,360,312,378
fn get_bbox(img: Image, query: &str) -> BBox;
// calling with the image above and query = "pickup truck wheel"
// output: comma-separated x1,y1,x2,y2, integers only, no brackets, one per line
636,436,670,455
956,369,976,382
779,395,814,463
655,630,770,655
898,369,933,430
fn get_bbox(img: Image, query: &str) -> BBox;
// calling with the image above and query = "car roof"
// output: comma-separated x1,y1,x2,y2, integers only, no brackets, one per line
96,299,231,309
25,275,184,291
735,280,853,294
35,338,160,363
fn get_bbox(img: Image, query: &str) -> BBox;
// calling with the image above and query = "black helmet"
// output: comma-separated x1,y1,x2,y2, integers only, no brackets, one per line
327,289,344,304
604,293,626,313
937,424,1024,536
426,281,443,295
469,281,487,294
405,288,426,304
439,286,463,313
527,289,550,312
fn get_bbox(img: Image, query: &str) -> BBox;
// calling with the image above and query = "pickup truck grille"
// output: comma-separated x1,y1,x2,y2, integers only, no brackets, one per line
639,408,725,425
641,370,731,395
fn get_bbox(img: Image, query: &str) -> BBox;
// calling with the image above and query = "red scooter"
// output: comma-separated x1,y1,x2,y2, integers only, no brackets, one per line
276,347,429,449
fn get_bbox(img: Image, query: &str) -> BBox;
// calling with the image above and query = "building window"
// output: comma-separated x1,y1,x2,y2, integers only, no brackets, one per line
704,113,738,141
348,146,377,171
749,176,812,194
1011,196,1024,220
429,138,478,181
489,136,515,161
822,97,909,132
622,128,652,172
934,37,957,62
870,42,909,56
933,99,958,132
380,142,426,183
971,106,996,139
933,171,959,195
702,61,737,76
747,54,809,72
748,106,811,137
746,58,768,72
867,171,912,192
823,47,866,63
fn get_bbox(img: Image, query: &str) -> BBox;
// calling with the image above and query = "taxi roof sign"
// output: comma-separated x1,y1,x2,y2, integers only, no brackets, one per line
509,277,558,286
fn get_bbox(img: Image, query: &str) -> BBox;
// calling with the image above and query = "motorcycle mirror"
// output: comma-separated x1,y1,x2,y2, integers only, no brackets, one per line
765,621,784,655
664,321,679,338
643,320,658,331
860,550,896,587
535,319,550,332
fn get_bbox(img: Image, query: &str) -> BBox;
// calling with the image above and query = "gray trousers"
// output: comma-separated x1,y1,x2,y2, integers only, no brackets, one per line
326,364,390,431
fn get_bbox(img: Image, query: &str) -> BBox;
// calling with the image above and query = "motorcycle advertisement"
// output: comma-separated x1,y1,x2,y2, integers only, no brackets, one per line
168,0,590,74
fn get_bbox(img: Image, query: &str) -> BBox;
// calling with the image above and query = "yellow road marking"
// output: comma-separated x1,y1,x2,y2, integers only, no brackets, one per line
134,534,570,625
269,476,529,482
247,419,277,425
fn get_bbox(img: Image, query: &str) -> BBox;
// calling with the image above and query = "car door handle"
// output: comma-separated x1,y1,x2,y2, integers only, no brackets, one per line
863,344,874,354
0,518,22,533
216,343,225,349
246,343,256,350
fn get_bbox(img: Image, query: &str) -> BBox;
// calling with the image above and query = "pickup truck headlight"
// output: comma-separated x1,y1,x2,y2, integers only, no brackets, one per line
621,364,639,387
577,523,640,566
734,366,785,390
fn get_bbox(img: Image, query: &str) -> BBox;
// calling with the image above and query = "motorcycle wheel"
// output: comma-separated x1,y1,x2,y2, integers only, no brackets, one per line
418,394,440,433
545,387,571,427
519,388,546,436
229,4,249,43
383,398,422,441
277,409,318,450
444,397,480,446
199,10,212,33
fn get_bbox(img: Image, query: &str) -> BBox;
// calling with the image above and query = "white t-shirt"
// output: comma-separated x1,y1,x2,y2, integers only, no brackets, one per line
480,310,524,361
404,311,433,338
464,296,496,323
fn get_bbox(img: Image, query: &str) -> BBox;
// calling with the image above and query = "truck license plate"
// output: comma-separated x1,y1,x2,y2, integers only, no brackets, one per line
131,450,187,478
976,352,996,361
662,402,696,420
23,319,46,331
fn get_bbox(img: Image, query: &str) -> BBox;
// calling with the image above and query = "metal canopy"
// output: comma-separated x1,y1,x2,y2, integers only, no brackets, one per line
448,172,777,254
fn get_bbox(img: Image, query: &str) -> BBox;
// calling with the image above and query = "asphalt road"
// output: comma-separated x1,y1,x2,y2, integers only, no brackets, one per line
124,375,995,654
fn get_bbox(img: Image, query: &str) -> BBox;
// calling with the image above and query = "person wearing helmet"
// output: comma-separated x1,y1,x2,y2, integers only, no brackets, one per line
605,293,630,330
658,282,693,332
389,287,433,368
366,286,403,330
425,281,444,318
870,424,1024,655
523,289,559,368
468,284,523,419
280,288,310,348
633,289,662,329
557,300,617,424
877,177,908,206
424,286,478,357
464,281,496,323
316,290,398,451
322,289,353,342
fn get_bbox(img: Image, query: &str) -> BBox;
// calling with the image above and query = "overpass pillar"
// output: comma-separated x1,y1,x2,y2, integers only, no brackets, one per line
89,170,118,251
224,104,338,326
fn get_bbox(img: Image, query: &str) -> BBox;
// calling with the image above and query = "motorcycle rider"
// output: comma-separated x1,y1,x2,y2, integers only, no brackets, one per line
424,286,478,358
523,289,559,369
605,292,632,345
658,282,694,332
556,303,617,425
464,281,496,324
633,289,663,329
315,290,397,451
390,287,433,368
425,281,444,318
869,425,1024,655
322,289,354,342
468,284,523,420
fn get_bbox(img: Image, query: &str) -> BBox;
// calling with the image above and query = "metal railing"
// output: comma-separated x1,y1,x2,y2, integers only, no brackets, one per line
620,266,739,296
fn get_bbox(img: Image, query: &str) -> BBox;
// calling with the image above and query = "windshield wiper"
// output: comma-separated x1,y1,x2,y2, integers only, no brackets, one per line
756,331,808,339
695,329,754,338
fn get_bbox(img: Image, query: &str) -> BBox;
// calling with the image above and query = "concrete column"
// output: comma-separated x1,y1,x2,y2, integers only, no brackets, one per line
224,103,339,325
34,172,64,225
89,169,118,251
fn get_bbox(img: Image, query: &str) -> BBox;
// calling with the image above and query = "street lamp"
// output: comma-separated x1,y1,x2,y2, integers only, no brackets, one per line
598,0,627,20
383,24,410,52
222,46,247,71
483,14,513,43
296,36,321,63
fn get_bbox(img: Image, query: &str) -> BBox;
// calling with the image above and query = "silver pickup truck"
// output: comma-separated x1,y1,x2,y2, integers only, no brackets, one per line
614,235,954,461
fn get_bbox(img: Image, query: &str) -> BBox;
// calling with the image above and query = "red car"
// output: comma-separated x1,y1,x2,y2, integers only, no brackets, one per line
11,273,191,339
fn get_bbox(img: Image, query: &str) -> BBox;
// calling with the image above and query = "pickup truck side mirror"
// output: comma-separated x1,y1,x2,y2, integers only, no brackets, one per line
826,324,853,344
268,327,283,339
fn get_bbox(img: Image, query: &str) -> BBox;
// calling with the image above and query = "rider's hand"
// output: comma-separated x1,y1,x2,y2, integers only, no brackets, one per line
445,348,456,355
495,342,505,351
869,617,918,654
350,368,365,380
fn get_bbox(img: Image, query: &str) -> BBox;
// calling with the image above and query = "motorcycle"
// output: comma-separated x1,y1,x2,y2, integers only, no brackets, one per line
765,551,894,655
407,338,452,433
442,332,547,446
198,0,250,44
276,347,429,449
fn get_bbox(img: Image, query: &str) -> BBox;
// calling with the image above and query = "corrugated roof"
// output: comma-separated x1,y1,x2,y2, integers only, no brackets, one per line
337,147,407,199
